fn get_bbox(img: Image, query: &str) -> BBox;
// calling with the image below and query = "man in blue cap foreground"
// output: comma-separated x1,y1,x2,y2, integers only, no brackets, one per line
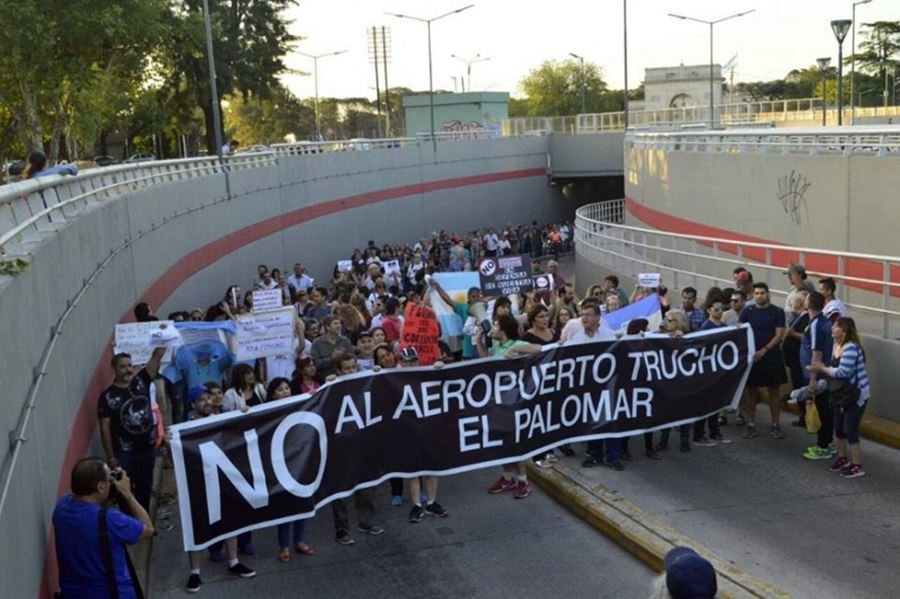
651,546,718,599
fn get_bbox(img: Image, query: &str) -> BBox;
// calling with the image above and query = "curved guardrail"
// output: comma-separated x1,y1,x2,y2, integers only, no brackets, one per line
575,200,900,338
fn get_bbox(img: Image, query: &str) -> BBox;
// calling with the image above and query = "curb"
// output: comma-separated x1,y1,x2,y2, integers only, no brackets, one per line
784,403,900,450
527,462,791,599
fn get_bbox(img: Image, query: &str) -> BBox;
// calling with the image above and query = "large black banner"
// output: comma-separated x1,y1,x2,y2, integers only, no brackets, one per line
171,327,753,549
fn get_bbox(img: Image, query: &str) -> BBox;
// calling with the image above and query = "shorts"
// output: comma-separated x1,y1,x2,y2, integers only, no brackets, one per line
748,348,787,388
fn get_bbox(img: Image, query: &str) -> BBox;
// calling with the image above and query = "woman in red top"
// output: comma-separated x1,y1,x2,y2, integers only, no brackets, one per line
381,297,404,344
291,356,321,395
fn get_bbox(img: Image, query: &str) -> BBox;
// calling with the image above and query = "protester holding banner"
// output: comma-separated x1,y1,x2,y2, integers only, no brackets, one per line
182,387,256,592
311,315,355,378
291,356,321,395
477,314,542,499
222,364,267,412
654,311,694,453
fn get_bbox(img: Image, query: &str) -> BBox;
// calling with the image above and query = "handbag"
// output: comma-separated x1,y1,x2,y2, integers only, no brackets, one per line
805,402,821,434
827,351,861,409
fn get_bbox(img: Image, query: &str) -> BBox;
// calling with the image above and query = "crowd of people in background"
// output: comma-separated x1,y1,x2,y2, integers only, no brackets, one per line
52,219,873,596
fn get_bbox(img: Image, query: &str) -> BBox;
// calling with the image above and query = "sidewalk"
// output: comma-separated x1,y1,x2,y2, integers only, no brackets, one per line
536,412,900,599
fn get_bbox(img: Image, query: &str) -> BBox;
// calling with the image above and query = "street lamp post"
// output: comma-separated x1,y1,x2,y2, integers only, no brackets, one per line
817,57,832,126
386,5,475,153
623,0,629,129
831,20,852,126
451,53,490,92
298,50,348,141
201,0,224,157
668,9,756,129
569,53,586,115
850,0,874,125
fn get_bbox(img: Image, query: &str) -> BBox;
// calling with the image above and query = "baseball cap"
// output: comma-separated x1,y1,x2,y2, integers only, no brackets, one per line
399,347,419,362
665,546,717,599
188,386,209,405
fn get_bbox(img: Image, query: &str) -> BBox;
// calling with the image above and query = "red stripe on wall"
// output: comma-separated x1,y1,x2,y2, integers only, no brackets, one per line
39,166,545,598
625,197,900,295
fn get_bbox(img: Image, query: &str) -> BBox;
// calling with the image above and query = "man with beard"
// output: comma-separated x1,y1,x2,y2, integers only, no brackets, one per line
99,345,165,510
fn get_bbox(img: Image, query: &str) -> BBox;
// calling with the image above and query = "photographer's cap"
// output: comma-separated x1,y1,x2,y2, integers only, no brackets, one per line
399,347,419,362
665,546,717,599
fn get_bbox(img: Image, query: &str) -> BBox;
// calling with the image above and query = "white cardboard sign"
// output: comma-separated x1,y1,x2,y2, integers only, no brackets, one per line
337,260,353,273
638,273,662,288
234,307,295,360
115,321,180,365
252,289,283,312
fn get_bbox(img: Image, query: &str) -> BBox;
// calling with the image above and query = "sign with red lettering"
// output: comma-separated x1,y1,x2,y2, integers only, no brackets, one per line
400,303,441,365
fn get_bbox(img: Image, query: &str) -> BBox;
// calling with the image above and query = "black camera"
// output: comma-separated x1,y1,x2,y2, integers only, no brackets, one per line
109,468,124,482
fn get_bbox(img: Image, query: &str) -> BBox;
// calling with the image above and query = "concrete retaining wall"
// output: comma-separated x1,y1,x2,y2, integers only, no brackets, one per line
0,137,571,599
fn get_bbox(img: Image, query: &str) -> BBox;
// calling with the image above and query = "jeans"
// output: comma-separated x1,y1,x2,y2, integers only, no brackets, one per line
834,400,865,444
116,449,156,511
277,519,307,549
659,424,690,447
814,392,834,448
586,438,622,463
332,489,375,534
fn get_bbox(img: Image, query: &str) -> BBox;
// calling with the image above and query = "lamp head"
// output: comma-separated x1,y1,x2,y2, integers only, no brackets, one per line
831,19,852,44
816,57,832,70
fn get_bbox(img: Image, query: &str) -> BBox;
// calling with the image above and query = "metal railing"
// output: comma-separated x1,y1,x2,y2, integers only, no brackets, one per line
625,127,900,157
576,200,900,338
504,98,900,134
0,153,276,256
270,130,502,156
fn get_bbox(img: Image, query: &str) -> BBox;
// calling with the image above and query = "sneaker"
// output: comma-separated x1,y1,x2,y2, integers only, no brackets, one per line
717,414,728,427
358,523,384,535
803,446,834,460
228,563,256,579
488,477,516,494
735,414,747,426
770,424,785,440
238,543,255,556
513,480,531,499
535,457,555,469
390,495,403,507
679,442,691,453
335,530,355,545
409,505,425,523
208,550,224,563
710,434,733,445
791,418,806,428
425,502,448,518
545,452,560,464
558,444,575,457
828,457,850,473
581,456,602,468
185,573,202,593
693,436,717,447
646,449,662,460
741,425,757,439
606,460,625,471
840,464,866,479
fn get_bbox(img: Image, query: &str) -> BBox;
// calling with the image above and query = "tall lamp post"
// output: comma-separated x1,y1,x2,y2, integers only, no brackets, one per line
817,57,832,126
623,0,629,129
668,9,756,129
297,50,348,141
451,53,490,92
569,53,587,114
387,5,475,152
201,0,224,157
850,0,874,124
831,20,852,126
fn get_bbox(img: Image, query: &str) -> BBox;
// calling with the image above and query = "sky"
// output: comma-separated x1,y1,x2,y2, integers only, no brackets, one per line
280,0,900,101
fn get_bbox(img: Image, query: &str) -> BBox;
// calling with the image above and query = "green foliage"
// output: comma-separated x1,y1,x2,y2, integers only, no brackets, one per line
0,258,29,276
223,85,314,145
516,59,618,116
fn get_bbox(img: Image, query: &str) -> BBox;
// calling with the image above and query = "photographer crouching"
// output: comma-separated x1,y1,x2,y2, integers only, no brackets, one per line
52,458,154,598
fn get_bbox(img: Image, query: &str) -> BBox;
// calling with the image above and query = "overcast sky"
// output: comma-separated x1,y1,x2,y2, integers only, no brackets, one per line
280,0,900,101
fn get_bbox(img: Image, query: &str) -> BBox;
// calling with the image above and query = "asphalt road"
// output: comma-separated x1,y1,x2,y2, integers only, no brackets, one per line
148,468,654,598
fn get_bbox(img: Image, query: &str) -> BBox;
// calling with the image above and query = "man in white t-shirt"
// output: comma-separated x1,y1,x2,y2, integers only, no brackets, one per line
560,299,614,342
483,228,500,257
569,303,616,344
818,277,848,323
288,263,314,294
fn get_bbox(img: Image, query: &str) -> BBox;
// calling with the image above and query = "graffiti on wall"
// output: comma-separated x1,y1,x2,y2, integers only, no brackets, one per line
777,170,811,226
441,120,485,133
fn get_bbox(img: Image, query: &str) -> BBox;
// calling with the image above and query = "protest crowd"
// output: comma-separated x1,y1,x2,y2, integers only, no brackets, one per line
51,217,872,597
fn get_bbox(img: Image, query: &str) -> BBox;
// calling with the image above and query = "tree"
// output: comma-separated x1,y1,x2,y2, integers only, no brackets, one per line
223,85,314,145
849,21,900,106
517,59,619,116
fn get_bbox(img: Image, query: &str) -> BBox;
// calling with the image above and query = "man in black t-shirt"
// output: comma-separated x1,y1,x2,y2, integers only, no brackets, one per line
99,346,164,510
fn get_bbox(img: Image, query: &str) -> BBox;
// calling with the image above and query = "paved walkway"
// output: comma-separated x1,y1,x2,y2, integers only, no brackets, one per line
561,413,900,599
148,469,653,598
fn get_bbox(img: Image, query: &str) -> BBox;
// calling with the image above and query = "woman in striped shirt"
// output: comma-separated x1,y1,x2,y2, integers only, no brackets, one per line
808,317,871,478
